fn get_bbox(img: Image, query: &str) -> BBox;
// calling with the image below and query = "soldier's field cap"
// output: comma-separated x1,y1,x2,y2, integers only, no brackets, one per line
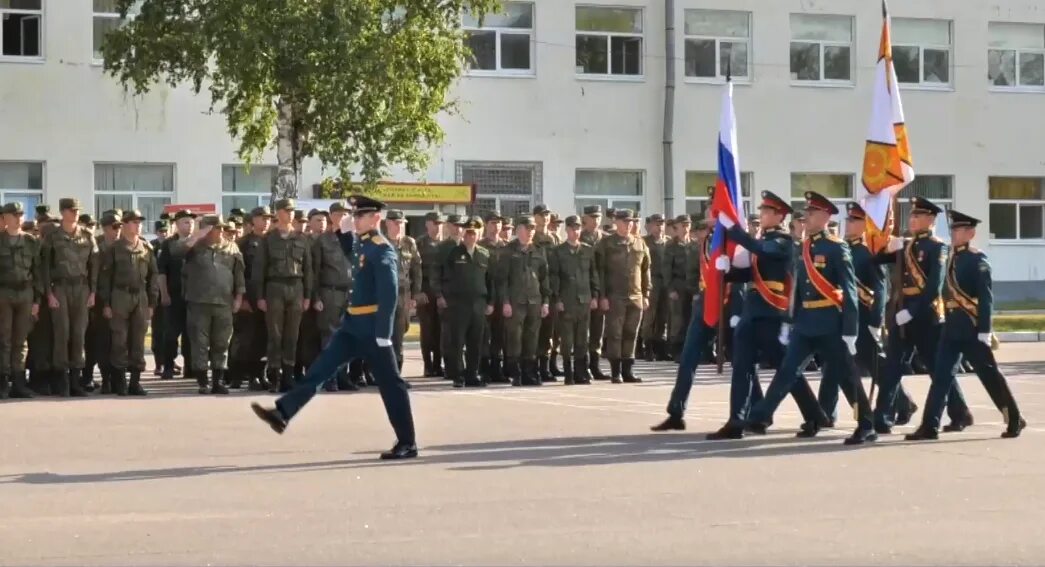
501,216,514,228
803,191,838,215
845,202,867,221
2,202,25,215
910,196,942,215
292,209,306,222
100,212,122,227
675,214,691,225
386,209,407,221
122,209,146,223
549,212,562,225
461,216,484,231
515,214,536,227
35,204,50,215
347,194,386,214
446,213,463,225
154,220,170,232
173,209,196,220
159,211,172,221
792,210,807,222
759,190,793,215
948,209,981,228
249,205,273,219
307,208,329,220
646,213,665,223
229,208,245,217
613,208,637,221
328,200,350,214
582,205,603,217
482,210,503,222
272,198,296,211
693,218,710,231
424,211,445,223
199,214,224,229
78,213,96,226
59,197,82,211
564,215,582,227
532,204,551,216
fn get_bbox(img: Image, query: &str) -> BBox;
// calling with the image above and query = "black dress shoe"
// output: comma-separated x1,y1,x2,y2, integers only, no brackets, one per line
380,442,418,460
650,416,685,432
452,380,464,389
843,428,878,445
874,423,893,435
464,378,486,388
895,402,918,426
904,426,939,441
745,423,768,435
943,412,974,432
251,402,287,434
795,421,820,438
1002,418,1027,439
706,425,744,440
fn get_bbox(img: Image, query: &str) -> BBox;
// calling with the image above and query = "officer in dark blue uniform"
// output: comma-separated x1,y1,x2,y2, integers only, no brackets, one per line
704,191,827,440
873,197,971,434
742,192,875,444
907,210,1026,440
252,195,417,460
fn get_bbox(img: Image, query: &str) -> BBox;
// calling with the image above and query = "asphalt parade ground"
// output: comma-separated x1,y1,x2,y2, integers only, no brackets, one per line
3,343,1045,566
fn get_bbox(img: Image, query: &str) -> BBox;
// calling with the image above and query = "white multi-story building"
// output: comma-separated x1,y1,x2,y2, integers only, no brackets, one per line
2,0,1045,288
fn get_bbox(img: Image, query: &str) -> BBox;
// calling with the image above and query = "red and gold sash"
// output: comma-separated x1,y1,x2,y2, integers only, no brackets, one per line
752,254,791,311
801,238,842,310
945,254,979,325
699,241,710,292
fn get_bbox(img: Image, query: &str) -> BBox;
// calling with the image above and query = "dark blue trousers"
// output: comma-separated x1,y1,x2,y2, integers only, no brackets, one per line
276,326,416,445
921,337,1021,430
818,324,915,421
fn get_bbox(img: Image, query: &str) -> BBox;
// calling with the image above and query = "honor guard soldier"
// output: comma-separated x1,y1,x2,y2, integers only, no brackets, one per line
229,206,273,391
41,198,98,397
478,211,507,383
742,192,876,444
150,219,169,377
253,198,313,393
907,211,1026,440
874,197,972,433
579,205,608,381
434,217,494,388
433,214,464,380
309,201,354,391
705,191,827,439
385,209,422,372
415,211,445,377
252,195,418,460
158,209,196,380
0,202,41,399
664,214,692,360
98,210,158,396
594,209,651,384
548,215,599,385
499,214,550,386
640,213,669,361
532,204,560,382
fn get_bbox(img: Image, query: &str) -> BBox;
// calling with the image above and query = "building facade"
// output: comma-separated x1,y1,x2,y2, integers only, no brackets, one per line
2,0,1045,283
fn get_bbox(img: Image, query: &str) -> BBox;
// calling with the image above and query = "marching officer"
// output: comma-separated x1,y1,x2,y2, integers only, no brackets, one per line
0,202,40,399
415,211,445,377
594,209,650,384
41,198,98,398
874,197,972,433
150,219,169,377
580,205,608,380
98,209,158,396
664,214,691,360
434,214,464,380
548,215,599,385
230,206,272,391
386,209,422,372
158,209,196,380
308,201,354,390
740,192,875,445
907,211,1026,440
253,198,313,393
87,210,121,394
499,214,550,386
173,215,245,395
640,213,669,361
478,211,507,383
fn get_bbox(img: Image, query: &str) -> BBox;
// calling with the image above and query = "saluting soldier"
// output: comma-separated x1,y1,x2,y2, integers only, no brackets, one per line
664,214,692,360
253,198,313,393
415,212,445,377
98,210,158,396
173,215,245,395
640,213,669,361
86,210,121,394
532,204,560,382
385,209,422,372
579,205,608,381
548,215,599,385
230,206,273,391
478,211,507,383
0,202,41,399
499,214,550,386
309,201,355,391
158,209,196,380
433,214,463,380
594,209,650,384
150,219,169,377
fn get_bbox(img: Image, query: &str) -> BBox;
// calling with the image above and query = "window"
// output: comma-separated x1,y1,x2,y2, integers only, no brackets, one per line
575,6,642,77
893,18,951,87
685,170,753,215
684,10,751,82
0,0,43,59
94,164,174,234
222,165,275,215
791,173,852,220
463,1,533,75
92,0,141,61
896,175,953,232
457,161,541,219
988,22,1045,89
988,177,1045,241
0,161,44,212
790,14,853,83
575,169,643,214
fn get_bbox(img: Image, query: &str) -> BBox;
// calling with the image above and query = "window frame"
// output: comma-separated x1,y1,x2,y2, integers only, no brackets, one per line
987,22,1045,93
893,18,954,91
93,162,176,235
788,13,855,87
684,170,753,216
790,172,854,224
682,9,753,84
988,177,1045,244
895,174,954,233
220,164,276,216
91,0,141,65
574,168,645,214
0,160,45,212
574,5,645,81
462,1,535,78
0,0,45,63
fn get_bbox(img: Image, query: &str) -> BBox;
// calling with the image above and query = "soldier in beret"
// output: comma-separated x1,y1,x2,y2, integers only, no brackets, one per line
0,202,41,398
415,211,445,377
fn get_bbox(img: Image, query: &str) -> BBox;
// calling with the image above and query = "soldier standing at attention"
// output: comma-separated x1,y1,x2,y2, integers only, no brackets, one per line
173,215,245,395
547,212,565,377
594,209,650,384
907,210,1026,440
98,210,158,396
579,205,607,381
254,198,313,393
499,214,550,386
640,214,668,361
292,210,307,234
531,205,560,383
158,210,196,380
435,217,494,388
498,217,513,242
433,214,463,380
415,212,445,377
478,211,507,383
548,215,599,385
26,207,54,394
0,202,41,399
310,201,354,391
385,210,422,372
86,211,121,394
41,198,98,397
664,215,692,360
230,207,273,391
150,219,169,377
296,209,328,385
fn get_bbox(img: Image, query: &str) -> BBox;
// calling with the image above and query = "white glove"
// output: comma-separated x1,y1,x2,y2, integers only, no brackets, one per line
376,338,393,347
978,333,991,346
729,315,740,328
717,213,735,229
868,326,882,342
733,248,751,268
778,323,791,346
715,255,731,272
842,335,857,355
886,236,906,253
339,213,354,233
895,309,913,326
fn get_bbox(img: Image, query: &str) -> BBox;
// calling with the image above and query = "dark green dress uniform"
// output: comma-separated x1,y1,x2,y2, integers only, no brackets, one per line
415,212,445,377
874,197,970,432
664,216,692,359
149,220,169,376
388,210,422,372
580,206,607,380
532,204,561,382
434,218,493,388
478,212,507,383
594,209,651,384
98,210,159,396
230,207,272,391
744,192,875,444
548,216,600,385
0,202,41,399
499,215,550,386
907,211,1026,440
640,215,669,361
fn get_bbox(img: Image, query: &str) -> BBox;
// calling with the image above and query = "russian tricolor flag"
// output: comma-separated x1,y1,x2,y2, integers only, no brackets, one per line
705,79,745,327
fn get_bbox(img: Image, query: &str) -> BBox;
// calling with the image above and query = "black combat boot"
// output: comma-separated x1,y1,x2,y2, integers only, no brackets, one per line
363,364,376,386
100,368,112,394
211,369,229,395
266,369,281,394
128,371,147,396
281,366,296,393
28,370,48,395
943,411,974,432
0,373,9,399
563,359,574,385
635,339,646,360
538,356,554,383
197,370,210,394
524,359,542,386
488,357,504,383
589,355,609,381
478,357,490,382
643,340,656,362
227,363,243,389
550,353,564,377
161,360,174,380
335,365,358,391
113,369,128,396
621,359,642,383
432,356,444,377
55,369,70,397
574,357,591,385
507,358,522,387
81,366,96,392
69,370,88,397
10,371,34,398
422,351,434,377
609,359,622,384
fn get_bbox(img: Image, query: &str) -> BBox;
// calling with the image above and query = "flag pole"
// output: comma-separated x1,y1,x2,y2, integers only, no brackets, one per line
715,64,734,376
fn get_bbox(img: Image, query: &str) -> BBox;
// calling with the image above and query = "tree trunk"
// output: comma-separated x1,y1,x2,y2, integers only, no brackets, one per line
274,98,301,200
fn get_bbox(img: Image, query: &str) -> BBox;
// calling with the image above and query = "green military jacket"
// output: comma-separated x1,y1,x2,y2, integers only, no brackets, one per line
431,237,460,300
548,240,599,307
236,233,264,304
685,239,704,296
174,239,246,306
310,231,353,302
433,243,493,303
0,232,42,302
98,236,159,310
643,234,667,293
498,240,549,306
41,224,98,293
533,229,560,251
415,233,443,295
579,229,602,248
663,237,690,295
393,234,423,297
595,233,651,302
252,228,313,300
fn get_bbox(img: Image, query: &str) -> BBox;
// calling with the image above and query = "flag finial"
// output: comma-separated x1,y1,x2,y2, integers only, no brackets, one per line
882,0,889,18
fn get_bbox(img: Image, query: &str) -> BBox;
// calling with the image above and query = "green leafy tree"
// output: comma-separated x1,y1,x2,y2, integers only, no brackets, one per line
101,0,498,199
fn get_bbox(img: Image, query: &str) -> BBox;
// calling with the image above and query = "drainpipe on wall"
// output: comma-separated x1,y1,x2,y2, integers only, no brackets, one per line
662,0,676,217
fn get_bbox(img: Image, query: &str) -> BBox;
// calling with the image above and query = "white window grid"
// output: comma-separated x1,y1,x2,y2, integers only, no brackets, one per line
574,6,644,79
221,164,276,215
94,163,175,236
790,173,853,225
683,10,752,83
789,15,854,86
684,171,753,215
989,48,1045,91
574,168,644,214
0,0,44,61
0,161,44,212
988,187,1045,242
462,1,534,77
92,0,141,63
893,20,953,89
